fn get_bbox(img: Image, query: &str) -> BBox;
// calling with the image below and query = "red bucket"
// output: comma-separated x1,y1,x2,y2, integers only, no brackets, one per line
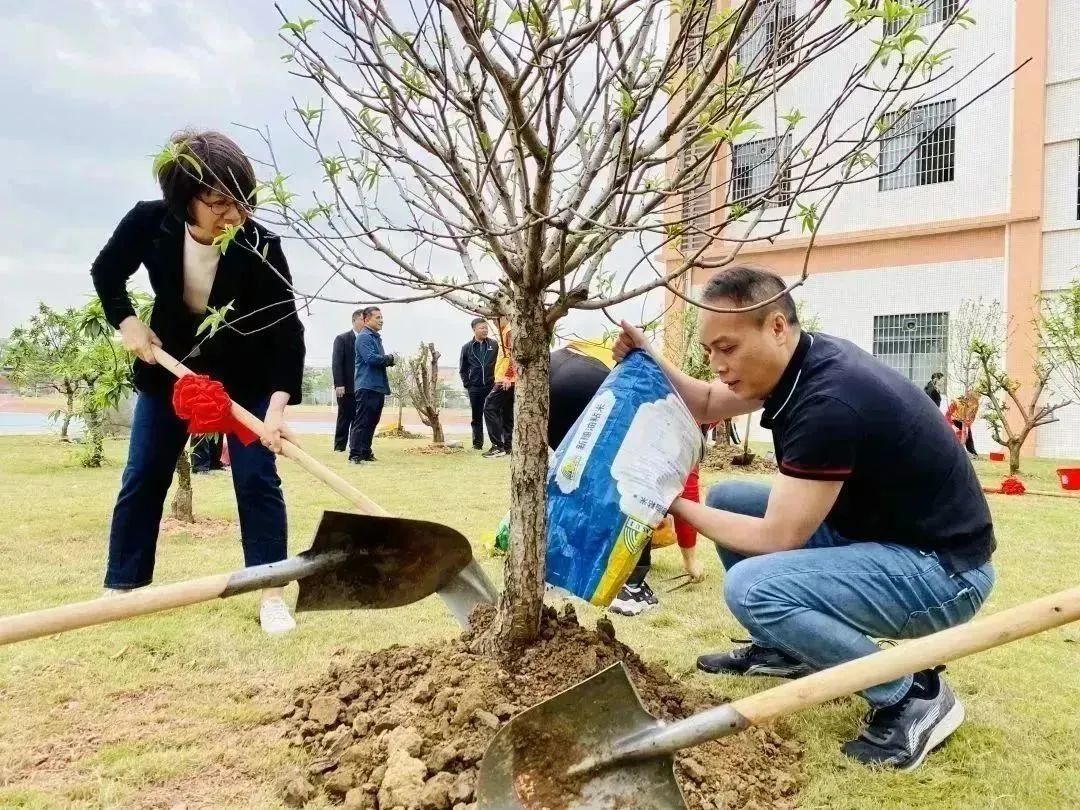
989,451,1005,462
1058,468,1080,491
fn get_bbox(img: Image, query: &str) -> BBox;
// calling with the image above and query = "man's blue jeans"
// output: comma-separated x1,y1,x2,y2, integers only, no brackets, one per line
104,392,288,589
708,481,995,707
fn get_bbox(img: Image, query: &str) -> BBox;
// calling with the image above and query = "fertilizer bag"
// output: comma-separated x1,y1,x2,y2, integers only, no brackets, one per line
546,349,703,606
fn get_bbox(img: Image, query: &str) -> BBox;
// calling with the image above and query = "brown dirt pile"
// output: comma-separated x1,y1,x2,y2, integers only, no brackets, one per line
700,444,777,474
280,606,801,809
404,445,465,456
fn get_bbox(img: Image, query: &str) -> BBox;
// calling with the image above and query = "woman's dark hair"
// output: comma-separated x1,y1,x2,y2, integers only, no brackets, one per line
701,264,799,326
156,129,257,223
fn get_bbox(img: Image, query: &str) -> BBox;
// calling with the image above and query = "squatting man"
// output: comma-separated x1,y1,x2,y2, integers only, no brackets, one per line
613,265,995,770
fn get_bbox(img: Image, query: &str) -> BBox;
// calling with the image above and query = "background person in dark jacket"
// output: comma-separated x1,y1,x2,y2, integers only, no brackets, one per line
924,372,944,408
350,307,395,463
459,318,498,450
90,129,305,635
331,310,365,452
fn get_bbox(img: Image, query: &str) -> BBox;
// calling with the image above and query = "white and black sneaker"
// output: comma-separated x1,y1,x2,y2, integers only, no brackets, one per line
696,642,812,679
842,667,964,771
609,581,660,616
482,447,506,458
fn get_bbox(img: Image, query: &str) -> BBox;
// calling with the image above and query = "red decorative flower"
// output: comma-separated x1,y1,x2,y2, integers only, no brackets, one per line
172,375,259,445
1000,476,1026,496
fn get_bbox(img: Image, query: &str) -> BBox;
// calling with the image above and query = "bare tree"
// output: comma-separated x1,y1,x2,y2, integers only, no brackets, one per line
948,297,1003,399
1039,279,1080,404
171,451,195,523
972,337,1071,475
405,342,446,445
223,0,998,653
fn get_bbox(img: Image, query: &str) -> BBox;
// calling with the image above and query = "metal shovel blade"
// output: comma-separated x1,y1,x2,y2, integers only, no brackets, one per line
293,511,480,615
475,662,686,810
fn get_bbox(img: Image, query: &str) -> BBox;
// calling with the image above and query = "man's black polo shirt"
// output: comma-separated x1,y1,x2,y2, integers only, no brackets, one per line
760,331,995,573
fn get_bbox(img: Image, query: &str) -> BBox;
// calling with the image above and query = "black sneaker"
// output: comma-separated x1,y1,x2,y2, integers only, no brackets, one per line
609,582,660,616
482,448,506,458
348,457,368,465
696,642,812,678
842,668,964,771
364,453,377,462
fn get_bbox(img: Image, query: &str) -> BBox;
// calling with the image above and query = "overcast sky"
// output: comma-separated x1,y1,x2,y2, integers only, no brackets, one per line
0,0,662,366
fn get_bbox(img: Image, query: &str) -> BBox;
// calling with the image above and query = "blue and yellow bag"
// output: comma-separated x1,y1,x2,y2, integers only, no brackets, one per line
545,350,704,606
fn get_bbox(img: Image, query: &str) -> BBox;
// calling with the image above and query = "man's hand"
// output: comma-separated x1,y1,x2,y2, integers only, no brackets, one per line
613,320,652,364
334,386,346,398
119,316,161,364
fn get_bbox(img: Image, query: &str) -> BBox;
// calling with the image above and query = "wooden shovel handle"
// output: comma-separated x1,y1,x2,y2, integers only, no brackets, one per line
152,346,387,517
731,583,1080,725
0,574,231,646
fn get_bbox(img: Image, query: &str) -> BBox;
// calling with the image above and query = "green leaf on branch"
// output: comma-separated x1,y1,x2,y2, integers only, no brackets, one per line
196,302,235,338
212,224,241,254
781,109,805,128
281,18,317,36
797,201,819,233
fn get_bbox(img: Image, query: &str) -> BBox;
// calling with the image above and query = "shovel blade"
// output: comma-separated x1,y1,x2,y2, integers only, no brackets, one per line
476,662,685,810
295,511,476,613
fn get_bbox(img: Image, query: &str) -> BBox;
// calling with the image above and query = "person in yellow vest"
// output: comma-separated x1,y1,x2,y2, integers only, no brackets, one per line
482,316,516,458
549,336,705,616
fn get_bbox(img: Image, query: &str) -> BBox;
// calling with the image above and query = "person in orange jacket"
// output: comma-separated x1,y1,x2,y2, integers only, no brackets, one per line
482,316,516,458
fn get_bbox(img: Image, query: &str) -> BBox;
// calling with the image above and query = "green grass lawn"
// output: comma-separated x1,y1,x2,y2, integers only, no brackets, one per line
0,435,1078,809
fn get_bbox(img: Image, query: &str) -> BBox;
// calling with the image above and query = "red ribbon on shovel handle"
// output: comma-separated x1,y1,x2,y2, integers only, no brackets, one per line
172,374,260,446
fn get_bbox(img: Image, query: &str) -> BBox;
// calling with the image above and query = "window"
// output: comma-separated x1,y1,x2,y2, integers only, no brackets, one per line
872,312,949,383
731,135,792,207
884,0,959,36
736,0,797,71
683,4,710,71
878,99,955,191
679,127,712,252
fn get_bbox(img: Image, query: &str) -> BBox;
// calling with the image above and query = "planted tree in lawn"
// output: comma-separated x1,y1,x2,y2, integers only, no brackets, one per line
405,342,447,445
247,0,989,653
949,297,1004,400
1039,279,1080,404
972,335,1070,475
3,304,93,441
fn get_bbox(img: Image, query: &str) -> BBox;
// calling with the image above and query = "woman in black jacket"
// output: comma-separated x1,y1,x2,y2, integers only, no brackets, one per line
90,130,306,634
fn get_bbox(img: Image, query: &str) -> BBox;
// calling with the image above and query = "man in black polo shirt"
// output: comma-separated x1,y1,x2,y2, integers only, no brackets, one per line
613,266,995,771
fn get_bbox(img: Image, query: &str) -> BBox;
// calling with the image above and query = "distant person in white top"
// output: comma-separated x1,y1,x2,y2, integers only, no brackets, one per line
90,129,306,635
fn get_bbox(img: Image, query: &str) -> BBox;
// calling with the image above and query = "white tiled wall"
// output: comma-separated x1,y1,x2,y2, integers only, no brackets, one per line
722,0,1014,243
1048,0,1080,83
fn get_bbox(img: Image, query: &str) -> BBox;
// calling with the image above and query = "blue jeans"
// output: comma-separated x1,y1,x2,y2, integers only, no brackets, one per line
104,393,288,588
708,481,995,707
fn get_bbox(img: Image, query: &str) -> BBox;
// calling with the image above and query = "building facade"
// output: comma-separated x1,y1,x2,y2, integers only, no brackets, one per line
668,0,1079,458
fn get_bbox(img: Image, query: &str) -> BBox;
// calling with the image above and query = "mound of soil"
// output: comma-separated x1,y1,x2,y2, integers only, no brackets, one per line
377,426,425,439
700,444,776,474
160,516,235,539
404,444,465,456
280,606,800,810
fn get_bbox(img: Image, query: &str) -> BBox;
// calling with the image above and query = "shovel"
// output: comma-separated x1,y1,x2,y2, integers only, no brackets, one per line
475,583,1080,810
0,511,480,646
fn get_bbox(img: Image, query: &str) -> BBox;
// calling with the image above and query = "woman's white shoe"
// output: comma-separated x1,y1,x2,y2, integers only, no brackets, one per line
259,597,296,635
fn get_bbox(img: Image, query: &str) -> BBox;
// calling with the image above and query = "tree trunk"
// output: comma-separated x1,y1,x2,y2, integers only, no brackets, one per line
1008,440,1022,476
481,294,550,658
80,408,105,468
171,451,194,523
431,418,445,445
397,397,404,429
61,386,74,441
